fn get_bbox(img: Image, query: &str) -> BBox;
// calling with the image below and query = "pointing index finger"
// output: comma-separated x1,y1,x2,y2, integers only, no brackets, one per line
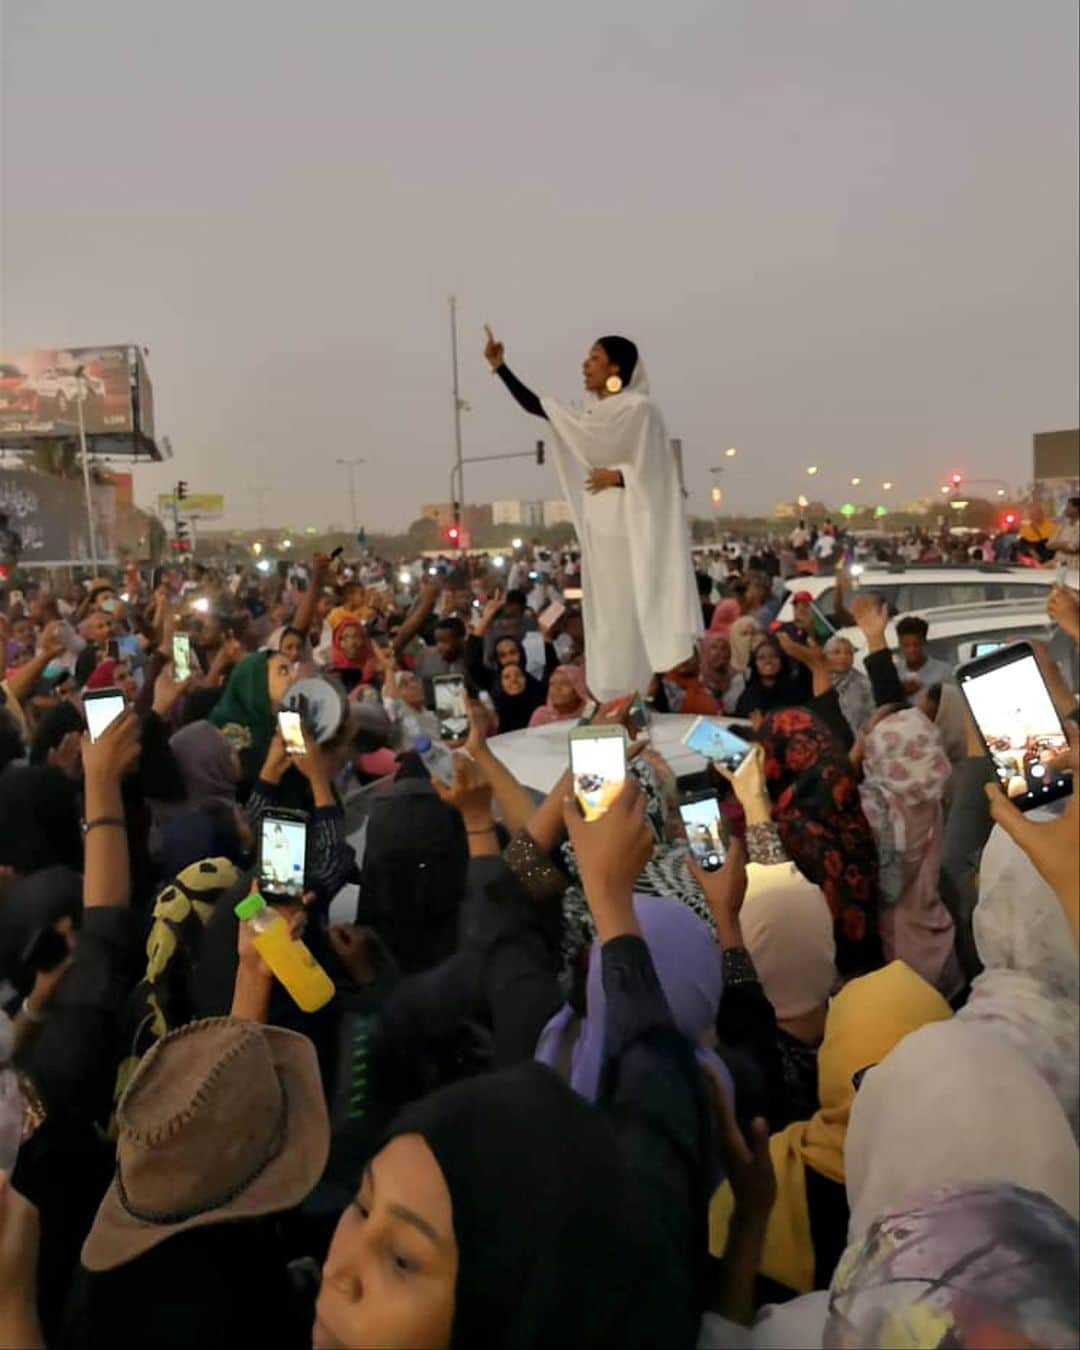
484,324,495,343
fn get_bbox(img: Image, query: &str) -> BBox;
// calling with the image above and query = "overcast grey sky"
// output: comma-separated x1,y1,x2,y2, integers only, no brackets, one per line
2,0,1077,531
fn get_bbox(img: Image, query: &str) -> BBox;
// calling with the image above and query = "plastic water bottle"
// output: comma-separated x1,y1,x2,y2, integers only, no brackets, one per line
234,894,335,1012
413,735,455,786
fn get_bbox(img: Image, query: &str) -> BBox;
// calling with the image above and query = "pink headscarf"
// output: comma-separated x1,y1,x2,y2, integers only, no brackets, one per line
85,659,118,690
529,664,590,728
708,598,740,638
860,707,957,992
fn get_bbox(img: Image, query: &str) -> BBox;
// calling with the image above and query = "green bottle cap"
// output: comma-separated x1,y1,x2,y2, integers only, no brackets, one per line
234,894,267,921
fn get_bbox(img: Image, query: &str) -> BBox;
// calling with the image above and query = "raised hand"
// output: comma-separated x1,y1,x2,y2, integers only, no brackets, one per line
483,325,505,370
561,776,654,941
81,708,142,787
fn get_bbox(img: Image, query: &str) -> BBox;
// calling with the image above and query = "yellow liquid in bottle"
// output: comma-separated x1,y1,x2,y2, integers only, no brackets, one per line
252,915,335,1012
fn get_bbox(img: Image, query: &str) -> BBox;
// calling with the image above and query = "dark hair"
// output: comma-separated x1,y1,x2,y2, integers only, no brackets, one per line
695,571,712,596
595,335,639,385
277,625,305,646
434,616,466,639
0,707,23,774
896,615,929,641
504,589,528,609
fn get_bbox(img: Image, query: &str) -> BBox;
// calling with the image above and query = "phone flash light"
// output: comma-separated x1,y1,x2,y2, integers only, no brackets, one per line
398,571,412,587
192,597,210,613
849,564,864,578
256,559,272,573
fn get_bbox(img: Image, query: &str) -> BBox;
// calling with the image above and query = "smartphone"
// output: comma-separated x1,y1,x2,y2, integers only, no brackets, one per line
116,633,141,661
172,633,192,682
259,809,308,902
433,673,468,741
20,925,70,975
569,725,627,822
679,791,727,872
538,600,565,631
957,641,1073,812
278,708,306,757
682,717,753,771
106,638,120,661
84,688,126,742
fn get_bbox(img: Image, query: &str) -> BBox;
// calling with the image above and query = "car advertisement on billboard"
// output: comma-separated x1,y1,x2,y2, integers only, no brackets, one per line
0,345,133,439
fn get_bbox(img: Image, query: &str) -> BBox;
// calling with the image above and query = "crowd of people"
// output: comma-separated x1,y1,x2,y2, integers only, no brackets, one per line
0,525,1077,1349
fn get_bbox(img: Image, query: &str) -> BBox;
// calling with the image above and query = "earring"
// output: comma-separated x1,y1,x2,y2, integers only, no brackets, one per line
605,375,623,394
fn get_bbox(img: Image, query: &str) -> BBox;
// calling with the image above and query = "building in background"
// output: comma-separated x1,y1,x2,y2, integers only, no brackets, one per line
492,499,545,527
542,499,573,527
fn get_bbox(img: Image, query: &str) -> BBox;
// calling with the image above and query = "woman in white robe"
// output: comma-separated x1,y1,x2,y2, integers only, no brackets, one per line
484,328,700,700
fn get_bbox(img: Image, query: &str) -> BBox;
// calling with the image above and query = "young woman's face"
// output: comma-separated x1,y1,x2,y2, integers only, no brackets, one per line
754,644,782,681
267,654,295,708
582,343,618,393
500,663,526,697
494,638,520,669
279,632,304,664
825,641,854,676
548,669,581,712
339,624,367,663
316,1134,457,1350
397,670,426,710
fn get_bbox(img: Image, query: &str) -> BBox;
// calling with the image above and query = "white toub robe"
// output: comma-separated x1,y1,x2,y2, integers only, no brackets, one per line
540,369,701,700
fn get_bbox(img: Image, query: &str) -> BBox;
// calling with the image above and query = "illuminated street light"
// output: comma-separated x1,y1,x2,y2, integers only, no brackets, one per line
797,494,809,509
252,541,263,555
940,485,952,494
724,447,737,458
996,488,1006,497
807,465,819,476
850,477,861,487
882,481,893,491
711,486,723,506
281,539,292,549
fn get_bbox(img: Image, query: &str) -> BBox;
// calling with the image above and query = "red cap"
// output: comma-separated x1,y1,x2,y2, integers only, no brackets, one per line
792,590,813,604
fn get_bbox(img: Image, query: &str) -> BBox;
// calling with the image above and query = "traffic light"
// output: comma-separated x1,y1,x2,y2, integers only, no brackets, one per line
176,480,189,500
1001,510,1018,530
536,441,545,466
176,520,192,553
446,524,461,546
950,472,963,488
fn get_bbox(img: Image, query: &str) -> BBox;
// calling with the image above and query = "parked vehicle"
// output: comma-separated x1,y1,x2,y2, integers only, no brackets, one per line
23,366,106,417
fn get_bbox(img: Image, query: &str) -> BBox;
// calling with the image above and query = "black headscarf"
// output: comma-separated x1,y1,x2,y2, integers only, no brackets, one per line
596,335,639,386
0,764,82,876
382,1062,648,1350
0,865,82,986
29,701,85,766
490,642,546,733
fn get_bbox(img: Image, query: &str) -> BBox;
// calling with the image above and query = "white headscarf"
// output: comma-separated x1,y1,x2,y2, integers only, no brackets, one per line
956,819,1080,1137
844,1019,1079,1241
740,863,837,1022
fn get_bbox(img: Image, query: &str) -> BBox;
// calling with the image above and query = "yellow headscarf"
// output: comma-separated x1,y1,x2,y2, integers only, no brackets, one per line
709,961,951,1293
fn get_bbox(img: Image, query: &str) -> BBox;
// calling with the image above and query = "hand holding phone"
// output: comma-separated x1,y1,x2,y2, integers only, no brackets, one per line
682,718,752,772
259,810,308,903
679,791,726,872
278,708,307,757
172,633,192,683
433,674,468,742
84,688,127,743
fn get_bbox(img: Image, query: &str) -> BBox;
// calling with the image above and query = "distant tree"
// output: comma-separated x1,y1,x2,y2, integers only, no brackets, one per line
406,516,441,549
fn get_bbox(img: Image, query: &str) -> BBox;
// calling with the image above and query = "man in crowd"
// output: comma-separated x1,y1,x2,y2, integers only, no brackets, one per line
893,614,954,693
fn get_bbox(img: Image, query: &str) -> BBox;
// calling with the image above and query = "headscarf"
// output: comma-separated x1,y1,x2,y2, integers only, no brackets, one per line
709,961,952,1294
209,651,273,757
29,699,85,766
735,641,806,719
0,865,82,988
109,857,240,1130
85,659,118,691
329,611,375,683
157,808,247,883
168,721,239,808
824,1184,1079,1350
535,894,733,1105
0,765,82,877
740,862,836,1022
859,708,956,993
844,1019,1080,1241
379,1060,706,1350
759,707,880,975
528,663,589,728
708,598,740,639
957,820,1080,1137
490,648,547,733
728,615,758,674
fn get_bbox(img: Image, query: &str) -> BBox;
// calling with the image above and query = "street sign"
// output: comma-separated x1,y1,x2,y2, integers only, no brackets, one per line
157,492,224,520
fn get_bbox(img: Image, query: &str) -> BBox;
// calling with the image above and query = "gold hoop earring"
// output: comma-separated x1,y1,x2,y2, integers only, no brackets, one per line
605,375,623,394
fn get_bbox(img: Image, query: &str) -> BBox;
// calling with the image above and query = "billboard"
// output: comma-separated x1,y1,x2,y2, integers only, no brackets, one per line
156,492,224,520
0,468,118,565
0,345,133,439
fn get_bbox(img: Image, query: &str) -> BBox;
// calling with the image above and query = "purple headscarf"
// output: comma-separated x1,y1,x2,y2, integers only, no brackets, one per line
535,893,734,1106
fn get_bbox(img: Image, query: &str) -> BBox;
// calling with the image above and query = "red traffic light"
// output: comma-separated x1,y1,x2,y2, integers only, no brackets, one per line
950,472,963,487
1001,511,1018,529
446,524,460,543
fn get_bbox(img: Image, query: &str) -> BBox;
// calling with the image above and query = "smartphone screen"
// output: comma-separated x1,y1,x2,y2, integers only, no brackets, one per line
679,793,726,872
116,634,141,661
433,674,468,741
278,708,306,756
538,600,565,630
259,813,308,901
682,718,752,771
172,633,192,682
84,690,126,743
958,643,1073,811
569,728,627,822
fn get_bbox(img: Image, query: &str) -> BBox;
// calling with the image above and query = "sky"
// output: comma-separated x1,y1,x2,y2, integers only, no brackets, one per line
2,0,1077,532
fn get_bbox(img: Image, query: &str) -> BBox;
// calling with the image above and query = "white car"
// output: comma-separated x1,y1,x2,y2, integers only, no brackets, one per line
774,564,1054,626
836,597,1077,687
24,367,106,417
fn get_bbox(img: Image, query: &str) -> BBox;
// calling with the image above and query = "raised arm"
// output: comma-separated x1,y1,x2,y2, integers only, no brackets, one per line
484,326,548,419
391,579,440,656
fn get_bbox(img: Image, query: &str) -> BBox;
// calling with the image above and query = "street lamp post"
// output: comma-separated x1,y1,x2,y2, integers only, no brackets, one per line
73,366,99,573
336,457,366,535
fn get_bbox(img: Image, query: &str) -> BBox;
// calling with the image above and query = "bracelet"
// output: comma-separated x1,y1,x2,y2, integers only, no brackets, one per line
21,996,47,1025
82,816,126,836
